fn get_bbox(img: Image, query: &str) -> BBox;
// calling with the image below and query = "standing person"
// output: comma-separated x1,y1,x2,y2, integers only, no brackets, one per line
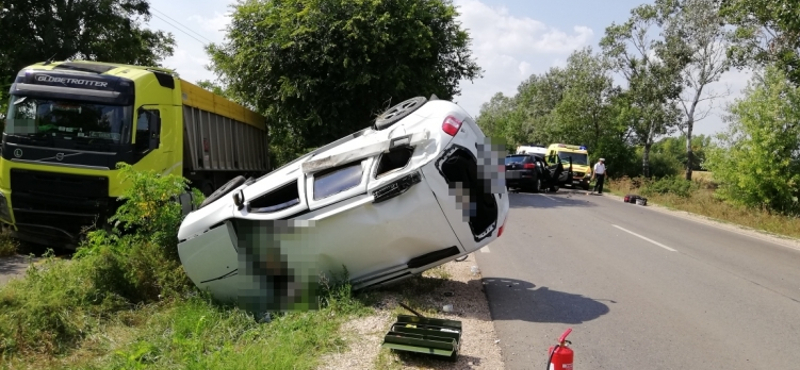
590,158,607,195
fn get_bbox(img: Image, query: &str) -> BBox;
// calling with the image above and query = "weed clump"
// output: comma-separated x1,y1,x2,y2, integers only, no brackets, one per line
0,163,203,356
641,175,699,198
0,229,17,257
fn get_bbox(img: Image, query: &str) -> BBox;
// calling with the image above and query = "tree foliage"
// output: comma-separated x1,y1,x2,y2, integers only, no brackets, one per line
720,0,800,85
651,134,712,171
0,0,175,80
600,2,692,177
0,0,175,121
705,66,800,215
661,0,730,180
207,0,482,165
476,47,622,159
550,47,620,151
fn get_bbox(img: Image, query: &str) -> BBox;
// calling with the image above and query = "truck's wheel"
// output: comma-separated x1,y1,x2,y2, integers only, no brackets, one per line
199,175,246,209
374,96,427,130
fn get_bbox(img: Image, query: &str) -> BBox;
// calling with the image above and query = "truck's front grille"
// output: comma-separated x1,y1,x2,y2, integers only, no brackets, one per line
10,169,114,243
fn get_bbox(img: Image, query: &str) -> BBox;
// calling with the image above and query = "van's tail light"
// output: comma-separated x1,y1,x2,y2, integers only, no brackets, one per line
442,116,462,136
523,163,536,169
498,215,507,238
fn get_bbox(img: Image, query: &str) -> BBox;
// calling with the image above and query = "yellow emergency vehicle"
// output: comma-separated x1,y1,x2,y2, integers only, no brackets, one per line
546,143,591,190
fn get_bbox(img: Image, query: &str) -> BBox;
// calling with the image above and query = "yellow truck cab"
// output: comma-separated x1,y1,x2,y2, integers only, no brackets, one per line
1,60,270,249
546,143,591,190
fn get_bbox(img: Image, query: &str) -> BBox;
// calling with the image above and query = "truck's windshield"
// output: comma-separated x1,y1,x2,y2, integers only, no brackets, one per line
558,152,588,166
4,95,132,152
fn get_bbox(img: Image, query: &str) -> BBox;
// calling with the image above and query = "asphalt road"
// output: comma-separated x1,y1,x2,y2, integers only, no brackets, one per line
476,189,800,369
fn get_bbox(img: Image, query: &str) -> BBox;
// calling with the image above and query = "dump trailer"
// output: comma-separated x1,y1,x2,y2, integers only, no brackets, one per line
0,60,270,249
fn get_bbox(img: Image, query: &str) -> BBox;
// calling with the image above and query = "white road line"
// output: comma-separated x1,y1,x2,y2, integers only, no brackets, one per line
481,246,491,253
612,225,677,252
540,194,561,202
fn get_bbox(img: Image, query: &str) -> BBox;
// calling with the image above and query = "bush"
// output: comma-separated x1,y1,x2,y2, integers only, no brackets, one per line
75,163,205,301
641,175,698,198
705,66,800,215
0,164,205,355
0,229,17,257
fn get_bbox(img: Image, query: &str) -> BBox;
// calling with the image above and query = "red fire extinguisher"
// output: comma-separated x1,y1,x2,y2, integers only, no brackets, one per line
546,328,574,370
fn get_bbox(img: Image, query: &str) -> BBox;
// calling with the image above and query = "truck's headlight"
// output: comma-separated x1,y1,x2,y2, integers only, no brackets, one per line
0,192,10,223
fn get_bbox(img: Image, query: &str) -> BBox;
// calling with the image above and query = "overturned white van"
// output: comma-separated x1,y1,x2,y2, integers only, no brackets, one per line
175,96,511,311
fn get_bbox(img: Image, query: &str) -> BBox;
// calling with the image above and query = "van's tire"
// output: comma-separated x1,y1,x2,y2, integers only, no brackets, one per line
199,175,246,209
375,96,427,130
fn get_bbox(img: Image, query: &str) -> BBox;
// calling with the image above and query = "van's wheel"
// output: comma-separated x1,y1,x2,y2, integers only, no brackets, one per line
374,96,427,130
199,176,246,209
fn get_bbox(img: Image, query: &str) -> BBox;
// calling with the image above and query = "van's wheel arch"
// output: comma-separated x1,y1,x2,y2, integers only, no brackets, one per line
199,176,246,209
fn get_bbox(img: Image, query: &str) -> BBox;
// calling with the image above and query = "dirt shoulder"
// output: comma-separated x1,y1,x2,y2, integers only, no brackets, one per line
318,253,505,370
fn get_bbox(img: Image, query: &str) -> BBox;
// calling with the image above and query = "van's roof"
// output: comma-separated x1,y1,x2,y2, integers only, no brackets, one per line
517,145,548,154
548,143,588,152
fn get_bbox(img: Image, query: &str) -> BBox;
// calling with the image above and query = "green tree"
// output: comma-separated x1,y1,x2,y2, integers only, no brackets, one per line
705,66,800,215
601,2,691,177
475,92,515,144
206,0,482,166
507,68,568,147
651,134,711,171
196,79,248,107
550,47,619,152
660,0,730,180
719,0,800,85
0,0,175,116
594,91,640,178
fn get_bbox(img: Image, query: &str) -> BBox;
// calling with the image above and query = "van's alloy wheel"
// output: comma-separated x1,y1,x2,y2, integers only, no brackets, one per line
374,96,428,130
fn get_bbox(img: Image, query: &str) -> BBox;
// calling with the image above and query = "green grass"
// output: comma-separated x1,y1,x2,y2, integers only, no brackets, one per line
608,175,800,240
0,254,371,370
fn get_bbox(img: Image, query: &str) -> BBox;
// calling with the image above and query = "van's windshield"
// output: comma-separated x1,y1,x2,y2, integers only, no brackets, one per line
4,95,133,152
558,152,588,166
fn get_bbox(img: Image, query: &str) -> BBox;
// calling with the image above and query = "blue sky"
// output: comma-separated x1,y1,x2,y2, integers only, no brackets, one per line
144,0,754,138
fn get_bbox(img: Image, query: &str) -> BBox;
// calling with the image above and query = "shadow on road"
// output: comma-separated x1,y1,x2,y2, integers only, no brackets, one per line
482,277,613,324
508,189,598,210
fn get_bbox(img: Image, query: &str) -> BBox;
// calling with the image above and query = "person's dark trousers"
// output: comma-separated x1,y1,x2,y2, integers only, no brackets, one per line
593,174,605,194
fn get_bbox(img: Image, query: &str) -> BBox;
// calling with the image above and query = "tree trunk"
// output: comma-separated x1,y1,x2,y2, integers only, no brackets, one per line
643,142,652,178
685,121,694,181
685,84,703,181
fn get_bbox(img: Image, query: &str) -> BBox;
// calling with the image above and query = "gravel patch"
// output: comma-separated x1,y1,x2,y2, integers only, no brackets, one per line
318,253,504,370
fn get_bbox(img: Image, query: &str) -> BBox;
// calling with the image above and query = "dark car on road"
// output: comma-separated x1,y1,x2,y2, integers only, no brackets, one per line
505,154,547,192
505,153,569,193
